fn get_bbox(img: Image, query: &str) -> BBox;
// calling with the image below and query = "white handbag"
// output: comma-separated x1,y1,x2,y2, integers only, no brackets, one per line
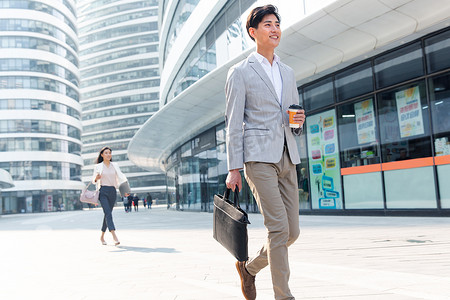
80,182,99,205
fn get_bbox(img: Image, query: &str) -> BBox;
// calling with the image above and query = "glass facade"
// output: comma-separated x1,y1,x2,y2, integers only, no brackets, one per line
0,0,83,214
163,0,200,65
0,36,78,65
165,27,450,215
0,98,80,119
164,0,256,104
2,189,83,214
160,0,259,210
77,0,157,22
301,27,450,212
0,19,77,51
165,124,259,213
78,0,165,197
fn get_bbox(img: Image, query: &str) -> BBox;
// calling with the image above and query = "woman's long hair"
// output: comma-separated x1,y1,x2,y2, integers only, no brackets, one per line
96,146,112,164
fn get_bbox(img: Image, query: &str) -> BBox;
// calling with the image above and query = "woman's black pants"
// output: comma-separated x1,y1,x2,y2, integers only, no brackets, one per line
99,186,116,232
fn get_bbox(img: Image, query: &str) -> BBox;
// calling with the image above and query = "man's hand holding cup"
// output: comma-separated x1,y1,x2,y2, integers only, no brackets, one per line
288,104,305,128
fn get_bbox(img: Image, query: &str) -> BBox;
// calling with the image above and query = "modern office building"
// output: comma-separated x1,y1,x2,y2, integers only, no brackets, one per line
78,0,166,199
0,0,83,214
129,0,450,215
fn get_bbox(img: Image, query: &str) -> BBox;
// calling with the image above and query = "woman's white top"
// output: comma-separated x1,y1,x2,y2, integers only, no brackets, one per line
100,163,116,186
92,161,127,190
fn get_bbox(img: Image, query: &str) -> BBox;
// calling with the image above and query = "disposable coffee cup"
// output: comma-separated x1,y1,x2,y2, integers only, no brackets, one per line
288,104,303,128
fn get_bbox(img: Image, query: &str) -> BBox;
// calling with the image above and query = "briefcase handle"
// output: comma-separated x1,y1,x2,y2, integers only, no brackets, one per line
224,187,241,209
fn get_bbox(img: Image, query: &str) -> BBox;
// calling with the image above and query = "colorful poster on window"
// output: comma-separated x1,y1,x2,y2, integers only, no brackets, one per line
306,109,343,209
395,86,424,138
354,99,376,144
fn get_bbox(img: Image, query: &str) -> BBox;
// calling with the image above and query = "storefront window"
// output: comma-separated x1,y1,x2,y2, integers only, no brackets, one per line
2,189,82,214
429,73,450,144
335,62,373,102
374,42,424,89
216,123,226,145
377,81,436,208
303,77,334,111
377,81,431,162
338,98,380,168
425,29,450,74
429,72,450,208
296,124,310,210
305,109,343,209
180,154,196,210
298,88,304,107
216,143,228,194
337,98,383,209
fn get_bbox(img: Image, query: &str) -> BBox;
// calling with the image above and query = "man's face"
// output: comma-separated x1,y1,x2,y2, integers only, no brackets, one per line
250,14,281,49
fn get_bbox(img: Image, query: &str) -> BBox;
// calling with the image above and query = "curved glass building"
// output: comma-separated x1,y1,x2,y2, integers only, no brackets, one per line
78,0,166,199
0,0,83,214
130,0,450,215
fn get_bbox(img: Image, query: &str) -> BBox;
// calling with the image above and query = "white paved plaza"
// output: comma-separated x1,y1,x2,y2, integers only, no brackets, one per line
1,206,450,300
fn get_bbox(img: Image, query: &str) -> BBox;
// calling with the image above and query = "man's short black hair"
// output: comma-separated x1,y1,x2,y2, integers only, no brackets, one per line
246,4,280,41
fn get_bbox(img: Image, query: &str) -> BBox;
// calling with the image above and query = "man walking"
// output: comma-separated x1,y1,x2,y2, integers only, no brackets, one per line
146,192,152,209
225,5,305,300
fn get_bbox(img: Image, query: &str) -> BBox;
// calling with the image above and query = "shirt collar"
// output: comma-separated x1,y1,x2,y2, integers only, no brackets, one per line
252,52,280,66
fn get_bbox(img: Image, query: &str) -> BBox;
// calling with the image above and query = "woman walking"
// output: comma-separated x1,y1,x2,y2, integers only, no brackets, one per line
132,194,139,212
93,146,128,246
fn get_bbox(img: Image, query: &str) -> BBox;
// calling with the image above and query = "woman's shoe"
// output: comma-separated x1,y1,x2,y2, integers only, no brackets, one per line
114,241,120,246
101,240,107,245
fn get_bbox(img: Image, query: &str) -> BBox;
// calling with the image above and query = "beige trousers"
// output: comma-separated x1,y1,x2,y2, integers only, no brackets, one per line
244,147,300,300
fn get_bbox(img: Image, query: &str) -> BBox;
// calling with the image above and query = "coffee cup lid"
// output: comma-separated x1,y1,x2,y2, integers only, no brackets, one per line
289,104,302,109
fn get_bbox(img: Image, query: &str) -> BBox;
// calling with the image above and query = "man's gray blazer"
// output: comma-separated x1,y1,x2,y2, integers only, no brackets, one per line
225,54,301,171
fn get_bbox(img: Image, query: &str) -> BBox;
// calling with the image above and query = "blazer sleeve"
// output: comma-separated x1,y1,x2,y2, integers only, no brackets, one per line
112,162,128,185
92,164,99,184
225,66,246,171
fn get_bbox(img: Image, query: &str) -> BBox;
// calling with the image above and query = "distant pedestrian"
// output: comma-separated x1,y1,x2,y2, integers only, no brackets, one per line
93,146,128,246
146,192,152,209
187,192,191,208
123,196,129,212
133,194,139,212
127,194,133,212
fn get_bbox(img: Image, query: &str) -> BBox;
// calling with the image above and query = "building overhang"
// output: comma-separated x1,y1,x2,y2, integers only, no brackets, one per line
128,0,450,172
0,169,14,189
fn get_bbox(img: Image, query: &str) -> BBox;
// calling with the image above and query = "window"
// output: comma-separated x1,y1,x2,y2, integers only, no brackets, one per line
429,73,450,156
377,81,431,162
337,98,380,168
425,29,450,74
303,77,334,111
375,42,424,89
335,62,373,102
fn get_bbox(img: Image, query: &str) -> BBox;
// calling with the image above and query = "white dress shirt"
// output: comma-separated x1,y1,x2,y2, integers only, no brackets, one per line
253,52,283,105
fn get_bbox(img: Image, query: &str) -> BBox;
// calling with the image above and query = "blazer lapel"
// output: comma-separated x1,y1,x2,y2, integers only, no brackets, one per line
248,56,279,104
279,63,289,109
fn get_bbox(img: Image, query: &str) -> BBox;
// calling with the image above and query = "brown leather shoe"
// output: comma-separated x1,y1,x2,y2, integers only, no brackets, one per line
235,261,256,300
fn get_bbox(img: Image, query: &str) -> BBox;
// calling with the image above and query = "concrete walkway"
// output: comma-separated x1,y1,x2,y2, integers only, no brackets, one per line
1,206,450,300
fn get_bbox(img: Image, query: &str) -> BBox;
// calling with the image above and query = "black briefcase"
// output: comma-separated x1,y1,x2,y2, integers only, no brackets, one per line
213,189,250,262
